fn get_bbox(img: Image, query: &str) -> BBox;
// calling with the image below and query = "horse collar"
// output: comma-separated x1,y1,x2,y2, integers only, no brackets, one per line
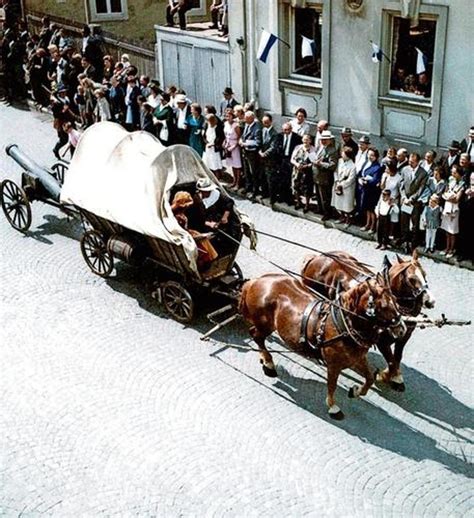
330,300,372,350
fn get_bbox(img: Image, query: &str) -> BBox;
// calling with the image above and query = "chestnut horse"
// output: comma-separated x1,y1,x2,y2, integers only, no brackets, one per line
239,273,406,419
301,249,435,391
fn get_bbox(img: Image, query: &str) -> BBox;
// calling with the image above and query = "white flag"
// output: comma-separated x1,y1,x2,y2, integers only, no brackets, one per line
415,47,427,74
257,30,278,63
301,35,315,59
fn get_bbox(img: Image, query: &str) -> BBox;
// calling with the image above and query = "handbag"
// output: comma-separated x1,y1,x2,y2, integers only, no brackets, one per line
160,122,169,142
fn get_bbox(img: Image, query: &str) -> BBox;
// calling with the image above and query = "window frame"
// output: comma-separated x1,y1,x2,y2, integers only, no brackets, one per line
186,0,207,17
289,3,323,84
386,14,436,104
89,0,128,22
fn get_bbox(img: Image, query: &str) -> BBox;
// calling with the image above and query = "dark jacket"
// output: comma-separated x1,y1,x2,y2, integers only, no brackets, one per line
260,126,279,160
438,152,460,176
276,132,302,160
242,121,262,152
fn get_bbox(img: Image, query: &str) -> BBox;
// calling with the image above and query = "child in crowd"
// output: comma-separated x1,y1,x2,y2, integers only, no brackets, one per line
421,194,442,253
63,122,81,156
374,189,399,250
74,85,87,128
94,88,112,122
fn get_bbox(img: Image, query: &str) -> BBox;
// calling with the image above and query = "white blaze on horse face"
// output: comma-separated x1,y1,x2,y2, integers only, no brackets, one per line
415,266,436,308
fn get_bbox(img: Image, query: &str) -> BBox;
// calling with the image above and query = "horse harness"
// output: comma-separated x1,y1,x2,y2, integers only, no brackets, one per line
299,296,372,362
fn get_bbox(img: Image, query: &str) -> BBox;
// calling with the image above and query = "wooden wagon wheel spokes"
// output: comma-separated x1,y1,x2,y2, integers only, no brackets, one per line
160,281,195,323
0,180,32,232
80,230,114,278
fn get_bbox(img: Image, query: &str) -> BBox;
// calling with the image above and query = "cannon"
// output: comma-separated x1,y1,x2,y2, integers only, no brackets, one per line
1,144,70,232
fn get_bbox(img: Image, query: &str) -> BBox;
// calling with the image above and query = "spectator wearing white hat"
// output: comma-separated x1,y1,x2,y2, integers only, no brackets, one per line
173,93,191,144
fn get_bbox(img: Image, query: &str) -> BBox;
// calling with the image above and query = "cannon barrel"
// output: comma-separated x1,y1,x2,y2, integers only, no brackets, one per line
5,144,61,202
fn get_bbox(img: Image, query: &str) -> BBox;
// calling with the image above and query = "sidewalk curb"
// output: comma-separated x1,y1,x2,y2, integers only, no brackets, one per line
230,189,474,272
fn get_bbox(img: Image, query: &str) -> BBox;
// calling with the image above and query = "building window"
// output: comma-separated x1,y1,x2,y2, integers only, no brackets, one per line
187,0,206,16
291,6,322,80
89,0,128,20
389,17,436,100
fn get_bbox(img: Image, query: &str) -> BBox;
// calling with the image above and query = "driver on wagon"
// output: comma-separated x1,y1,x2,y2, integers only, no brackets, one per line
195,177,241,255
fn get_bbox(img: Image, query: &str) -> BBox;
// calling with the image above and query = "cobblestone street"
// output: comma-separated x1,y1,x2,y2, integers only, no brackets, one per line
0,102,473,517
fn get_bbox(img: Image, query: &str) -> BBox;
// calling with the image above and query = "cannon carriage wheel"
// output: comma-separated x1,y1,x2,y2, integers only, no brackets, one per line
1,179,32,232
160,281,195,323
80,230,114,278
51,162,68,185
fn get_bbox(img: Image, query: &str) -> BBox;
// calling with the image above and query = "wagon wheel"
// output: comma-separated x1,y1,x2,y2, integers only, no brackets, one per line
230,262,243,281
1,179,32,232
160,281,195,323
80,230,114,277
51,162,68,185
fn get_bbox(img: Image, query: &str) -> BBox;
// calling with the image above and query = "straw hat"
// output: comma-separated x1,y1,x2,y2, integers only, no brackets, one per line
196,177,217,192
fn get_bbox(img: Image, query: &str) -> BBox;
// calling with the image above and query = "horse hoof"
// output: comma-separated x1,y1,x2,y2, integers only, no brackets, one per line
390,381,406,392
329,410,345,421
348,386,357,399
262,365,278,378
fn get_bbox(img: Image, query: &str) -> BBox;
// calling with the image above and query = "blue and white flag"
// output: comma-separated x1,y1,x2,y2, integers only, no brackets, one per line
371,42,383,63
415,47,428,74
257,30,278,63
301,35,316,59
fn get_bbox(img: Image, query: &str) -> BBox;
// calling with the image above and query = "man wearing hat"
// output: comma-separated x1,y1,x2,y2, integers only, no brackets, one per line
313,130,338,219
173,94,191,145
219,86,238,118
51,88,76,159
355,135,370,176
338,127,358,159
460,126,474,164
195,177,241,254
438,140,461,177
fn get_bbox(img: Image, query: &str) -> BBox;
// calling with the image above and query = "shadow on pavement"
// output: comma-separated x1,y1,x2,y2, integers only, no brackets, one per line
209,326,473,478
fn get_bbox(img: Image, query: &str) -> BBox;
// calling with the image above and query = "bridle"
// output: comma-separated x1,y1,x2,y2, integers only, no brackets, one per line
391,262,429,313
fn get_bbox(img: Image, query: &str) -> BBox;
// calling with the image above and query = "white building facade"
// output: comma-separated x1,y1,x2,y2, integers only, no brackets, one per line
154,1,473,149
226,0,473,149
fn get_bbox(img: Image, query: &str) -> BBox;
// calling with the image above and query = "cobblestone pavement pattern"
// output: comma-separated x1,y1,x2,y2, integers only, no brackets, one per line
0,102,473,517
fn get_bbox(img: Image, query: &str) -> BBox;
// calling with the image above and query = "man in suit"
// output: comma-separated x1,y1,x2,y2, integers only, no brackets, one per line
396,148,409,173
219,87,238,118
275,123,302,205
240,111,262,197
258,114,279,205
313,130,338,220
438,140,461,177
338,127,358,158
460,127,474,164
173,93,191,144
399,153,428,252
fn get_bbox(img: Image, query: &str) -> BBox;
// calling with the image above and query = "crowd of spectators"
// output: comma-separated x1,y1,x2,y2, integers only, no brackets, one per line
1,17,473,264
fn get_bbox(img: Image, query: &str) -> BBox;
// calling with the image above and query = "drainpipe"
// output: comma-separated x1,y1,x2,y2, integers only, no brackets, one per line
238,0,249,102
84,0,90,25
247,0,257,105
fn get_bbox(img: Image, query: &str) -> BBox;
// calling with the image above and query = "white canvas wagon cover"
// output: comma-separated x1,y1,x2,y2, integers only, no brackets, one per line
60,122,220,272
